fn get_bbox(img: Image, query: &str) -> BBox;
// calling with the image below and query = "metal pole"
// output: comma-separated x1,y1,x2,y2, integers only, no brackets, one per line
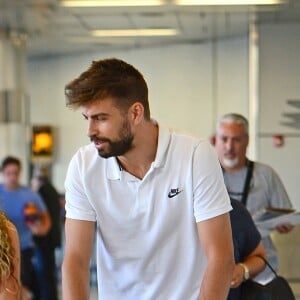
248,14,259,160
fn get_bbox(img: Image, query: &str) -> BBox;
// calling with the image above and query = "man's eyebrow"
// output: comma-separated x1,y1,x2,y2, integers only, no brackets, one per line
81,112,110,119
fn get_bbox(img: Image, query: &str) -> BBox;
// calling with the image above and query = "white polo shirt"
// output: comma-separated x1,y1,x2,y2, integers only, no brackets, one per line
65,125,231,300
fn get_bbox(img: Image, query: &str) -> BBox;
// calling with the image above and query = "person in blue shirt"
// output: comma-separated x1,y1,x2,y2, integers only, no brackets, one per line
31,170,62,300
0,156,51,300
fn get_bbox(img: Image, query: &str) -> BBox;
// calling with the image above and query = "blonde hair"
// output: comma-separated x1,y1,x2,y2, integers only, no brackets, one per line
0,211,19,294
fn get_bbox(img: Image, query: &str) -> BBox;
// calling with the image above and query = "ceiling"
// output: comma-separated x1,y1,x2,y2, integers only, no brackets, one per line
0,0,300,58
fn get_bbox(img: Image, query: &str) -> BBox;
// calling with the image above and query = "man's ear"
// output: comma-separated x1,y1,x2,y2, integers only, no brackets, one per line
129,102,144,124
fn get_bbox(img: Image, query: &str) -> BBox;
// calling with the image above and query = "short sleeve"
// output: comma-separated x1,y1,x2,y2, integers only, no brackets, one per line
64,150,97,221
193,141,232,222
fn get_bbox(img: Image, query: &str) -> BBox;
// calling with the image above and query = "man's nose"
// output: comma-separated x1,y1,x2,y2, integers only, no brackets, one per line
225,139,234,150
87,120,97,137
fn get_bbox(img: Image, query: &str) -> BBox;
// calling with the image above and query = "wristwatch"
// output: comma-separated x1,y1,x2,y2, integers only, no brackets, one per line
239,263,250,280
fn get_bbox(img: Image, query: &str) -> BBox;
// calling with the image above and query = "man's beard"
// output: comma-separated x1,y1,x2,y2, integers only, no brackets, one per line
93,119,134,158
223,157,239,169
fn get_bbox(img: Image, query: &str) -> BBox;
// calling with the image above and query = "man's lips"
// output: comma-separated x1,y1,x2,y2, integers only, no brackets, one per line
91,138,109,148
224,152,236,159
95,140,104,146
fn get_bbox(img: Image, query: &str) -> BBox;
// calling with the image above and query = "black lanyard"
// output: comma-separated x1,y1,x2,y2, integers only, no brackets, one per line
241,160,254,206
222,159,254,206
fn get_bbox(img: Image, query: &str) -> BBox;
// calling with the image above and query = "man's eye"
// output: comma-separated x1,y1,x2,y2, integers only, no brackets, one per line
233,138,242,143
96,116,107,121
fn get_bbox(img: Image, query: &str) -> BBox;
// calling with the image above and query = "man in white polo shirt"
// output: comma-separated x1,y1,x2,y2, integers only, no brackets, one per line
62,58,234,300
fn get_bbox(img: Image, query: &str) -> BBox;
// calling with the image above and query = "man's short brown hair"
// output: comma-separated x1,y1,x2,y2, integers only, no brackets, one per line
65,58,150,120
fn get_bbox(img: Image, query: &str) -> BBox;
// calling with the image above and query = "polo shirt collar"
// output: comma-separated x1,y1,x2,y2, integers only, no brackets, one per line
106,122,171,180
106,157,122,180
152,124,170,169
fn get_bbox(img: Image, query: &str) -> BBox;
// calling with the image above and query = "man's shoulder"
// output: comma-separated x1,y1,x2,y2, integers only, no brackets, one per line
157,125,209,159
70,143,114,173
252,160,277,175
168,128,207,147
76,142,97,155
19,185,39,196
72,143,100,163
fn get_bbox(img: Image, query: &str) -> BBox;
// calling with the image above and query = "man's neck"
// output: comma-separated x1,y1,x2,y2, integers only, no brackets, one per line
117,121,159,180
4,184,19,191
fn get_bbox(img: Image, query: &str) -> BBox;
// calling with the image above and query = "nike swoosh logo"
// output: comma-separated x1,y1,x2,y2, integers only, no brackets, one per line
168,189,183,198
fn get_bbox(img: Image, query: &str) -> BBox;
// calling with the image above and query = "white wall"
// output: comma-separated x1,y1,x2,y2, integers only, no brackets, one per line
258,23,300,210
28,38,248,192
0,35,29,183
258,23,300,279
216,37,249,117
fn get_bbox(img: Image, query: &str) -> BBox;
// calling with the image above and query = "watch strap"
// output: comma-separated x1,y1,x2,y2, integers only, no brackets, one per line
239,262,250,280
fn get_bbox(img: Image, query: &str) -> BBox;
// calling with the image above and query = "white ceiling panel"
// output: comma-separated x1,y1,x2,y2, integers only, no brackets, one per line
0,0,299,58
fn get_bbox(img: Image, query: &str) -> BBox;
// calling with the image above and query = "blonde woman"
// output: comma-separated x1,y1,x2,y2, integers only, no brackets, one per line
0,211,21,299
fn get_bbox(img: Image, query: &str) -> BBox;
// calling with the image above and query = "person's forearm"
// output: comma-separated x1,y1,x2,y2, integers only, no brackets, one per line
198,257,233,300
62,259,90,300
40,213,51,234
30,213,51,236
243,257,266,278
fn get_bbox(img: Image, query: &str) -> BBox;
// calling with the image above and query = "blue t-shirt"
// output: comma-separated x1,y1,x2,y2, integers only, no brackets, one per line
0,184,47,250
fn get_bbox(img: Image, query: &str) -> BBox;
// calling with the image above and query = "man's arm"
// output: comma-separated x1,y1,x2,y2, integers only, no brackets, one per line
62,218,95,300
197,212,234,300
231,241,266,288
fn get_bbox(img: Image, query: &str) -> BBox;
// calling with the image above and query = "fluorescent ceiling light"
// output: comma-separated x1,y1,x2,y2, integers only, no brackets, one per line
176,0,285,5
91,29,178,37
67,37,132,44
60,0,164,7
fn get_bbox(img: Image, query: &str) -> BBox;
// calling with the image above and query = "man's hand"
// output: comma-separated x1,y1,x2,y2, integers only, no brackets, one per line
275,222,294,234
27,212,51,236
230,264,244,288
